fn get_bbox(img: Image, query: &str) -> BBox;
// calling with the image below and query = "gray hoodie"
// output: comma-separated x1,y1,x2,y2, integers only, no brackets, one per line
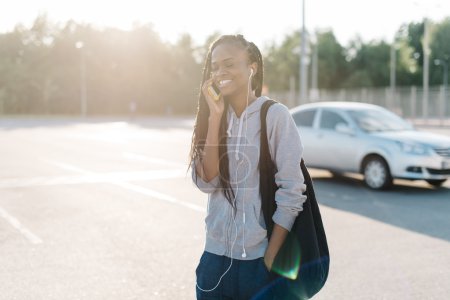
191,96,307,260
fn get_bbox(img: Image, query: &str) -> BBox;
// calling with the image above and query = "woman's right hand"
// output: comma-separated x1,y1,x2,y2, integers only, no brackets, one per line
202,77,224,120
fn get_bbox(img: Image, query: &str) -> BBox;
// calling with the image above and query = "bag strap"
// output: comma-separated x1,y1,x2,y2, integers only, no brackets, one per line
259,99,278,238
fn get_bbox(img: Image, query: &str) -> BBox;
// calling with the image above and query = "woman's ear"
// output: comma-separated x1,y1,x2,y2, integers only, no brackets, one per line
249,62,258,91
250,62,258,75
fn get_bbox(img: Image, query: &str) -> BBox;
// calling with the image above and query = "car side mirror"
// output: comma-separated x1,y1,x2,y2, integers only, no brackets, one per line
335,123,355,136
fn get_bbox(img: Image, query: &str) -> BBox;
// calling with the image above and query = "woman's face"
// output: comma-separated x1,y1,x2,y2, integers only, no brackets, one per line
210,43,254,98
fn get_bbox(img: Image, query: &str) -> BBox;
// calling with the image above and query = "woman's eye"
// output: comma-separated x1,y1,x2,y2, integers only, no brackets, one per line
211,63,233,73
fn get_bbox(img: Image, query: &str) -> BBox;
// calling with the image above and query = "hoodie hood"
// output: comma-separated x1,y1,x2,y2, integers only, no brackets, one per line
227,96,268,121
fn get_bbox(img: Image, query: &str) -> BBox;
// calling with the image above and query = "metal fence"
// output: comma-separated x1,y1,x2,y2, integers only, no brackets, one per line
269,85,450,127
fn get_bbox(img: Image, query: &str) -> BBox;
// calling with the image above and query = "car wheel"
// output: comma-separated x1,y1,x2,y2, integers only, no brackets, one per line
363,156,393,190
426,179,447,187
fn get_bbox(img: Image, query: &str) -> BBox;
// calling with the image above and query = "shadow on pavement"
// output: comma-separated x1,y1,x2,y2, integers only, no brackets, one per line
312,172,450,243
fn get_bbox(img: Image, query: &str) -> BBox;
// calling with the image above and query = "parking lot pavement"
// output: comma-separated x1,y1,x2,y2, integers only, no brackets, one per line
0,117,449,299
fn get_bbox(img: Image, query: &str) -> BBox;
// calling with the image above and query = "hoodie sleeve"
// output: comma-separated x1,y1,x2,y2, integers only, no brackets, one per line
191,158,220,194
266,103,307,232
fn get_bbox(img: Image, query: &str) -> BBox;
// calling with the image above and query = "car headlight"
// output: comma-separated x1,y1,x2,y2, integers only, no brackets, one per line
397,142,429,155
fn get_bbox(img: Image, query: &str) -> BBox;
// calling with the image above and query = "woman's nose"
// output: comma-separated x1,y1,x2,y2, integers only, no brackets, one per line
214,67,228,77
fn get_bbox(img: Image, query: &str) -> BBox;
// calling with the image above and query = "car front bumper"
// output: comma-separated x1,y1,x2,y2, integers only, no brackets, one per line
389,151,450,180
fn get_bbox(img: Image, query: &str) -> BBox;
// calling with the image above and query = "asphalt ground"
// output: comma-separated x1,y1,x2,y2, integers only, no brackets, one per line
0,116,449,300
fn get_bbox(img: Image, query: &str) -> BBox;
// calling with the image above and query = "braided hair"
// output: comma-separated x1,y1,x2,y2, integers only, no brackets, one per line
188,34,264,208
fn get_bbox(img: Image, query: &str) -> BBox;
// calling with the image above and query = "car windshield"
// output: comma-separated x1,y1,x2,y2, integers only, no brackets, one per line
347,108,413,132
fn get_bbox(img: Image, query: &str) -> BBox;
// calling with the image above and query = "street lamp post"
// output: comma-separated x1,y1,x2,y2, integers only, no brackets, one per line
299,0,308,105
423,19,430,121
390,41,397,110
390,32,401,108
434,58,449,121
310,36,319,101
75,41,87,117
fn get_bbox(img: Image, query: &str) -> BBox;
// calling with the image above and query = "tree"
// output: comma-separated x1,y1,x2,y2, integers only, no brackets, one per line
430,17,450,85
343,38,390,87
168,33,202,114
399,21,425,86
315,30,347,89
264,31,301,92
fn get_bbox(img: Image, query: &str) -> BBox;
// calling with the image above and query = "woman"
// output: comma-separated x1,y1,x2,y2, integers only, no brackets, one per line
189,34,307,300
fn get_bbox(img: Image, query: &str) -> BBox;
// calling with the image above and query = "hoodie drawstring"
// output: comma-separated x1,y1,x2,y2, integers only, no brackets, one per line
226,115,234,137
235,111,246,161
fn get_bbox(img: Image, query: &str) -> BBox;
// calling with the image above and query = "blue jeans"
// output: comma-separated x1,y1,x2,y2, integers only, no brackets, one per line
195,251,275,300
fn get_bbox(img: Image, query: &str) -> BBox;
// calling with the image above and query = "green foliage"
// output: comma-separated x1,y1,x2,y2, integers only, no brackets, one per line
168,34,202,114
315,30,347,89
264,31,301,92
344,40,391,87
397,21,428,86
430,17,450,85
0,15,202,115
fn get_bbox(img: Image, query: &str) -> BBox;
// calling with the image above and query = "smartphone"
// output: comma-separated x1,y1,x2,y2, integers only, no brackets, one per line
207,83,221,101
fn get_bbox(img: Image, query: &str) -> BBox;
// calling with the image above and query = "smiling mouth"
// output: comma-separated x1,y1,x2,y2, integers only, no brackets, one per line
218,80,232,88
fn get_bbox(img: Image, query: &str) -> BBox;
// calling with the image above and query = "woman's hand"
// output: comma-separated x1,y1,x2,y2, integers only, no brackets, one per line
201,77,224,119
264,224,289,272
263,253,274,271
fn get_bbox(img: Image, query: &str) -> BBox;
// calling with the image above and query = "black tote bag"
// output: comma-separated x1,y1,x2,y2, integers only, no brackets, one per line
258,99,329,299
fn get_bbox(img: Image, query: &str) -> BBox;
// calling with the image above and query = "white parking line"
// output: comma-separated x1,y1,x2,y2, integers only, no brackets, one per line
122,152,187,168
114,181,205,212
45,160,92,174
44,159,205,213
0,170,186,189
0,206,43,245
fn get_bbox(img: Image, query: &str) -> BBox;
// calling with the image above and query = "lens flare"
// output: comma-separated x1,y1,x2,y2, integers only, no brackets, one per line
271,231,301,280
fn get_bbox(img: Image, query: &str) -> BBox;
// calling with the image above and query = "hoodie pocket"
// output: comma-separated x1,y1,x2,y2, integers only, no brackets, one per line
244,200,268,248
204,198,229,242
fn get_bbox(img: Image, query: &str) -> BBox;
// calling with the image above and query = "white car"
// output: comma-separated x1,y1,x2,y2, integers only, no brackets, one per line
290,102,450,189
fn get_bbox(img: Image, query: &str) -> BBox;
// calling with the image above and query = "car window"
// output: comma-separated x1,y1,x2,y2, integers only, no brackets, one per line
319,110,348,130
292,109,316,127
347,109,414,132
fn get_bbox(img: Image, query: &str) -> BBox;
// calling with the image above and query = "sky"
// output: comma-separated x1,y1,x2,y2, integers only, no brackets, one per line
1,0,449,48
